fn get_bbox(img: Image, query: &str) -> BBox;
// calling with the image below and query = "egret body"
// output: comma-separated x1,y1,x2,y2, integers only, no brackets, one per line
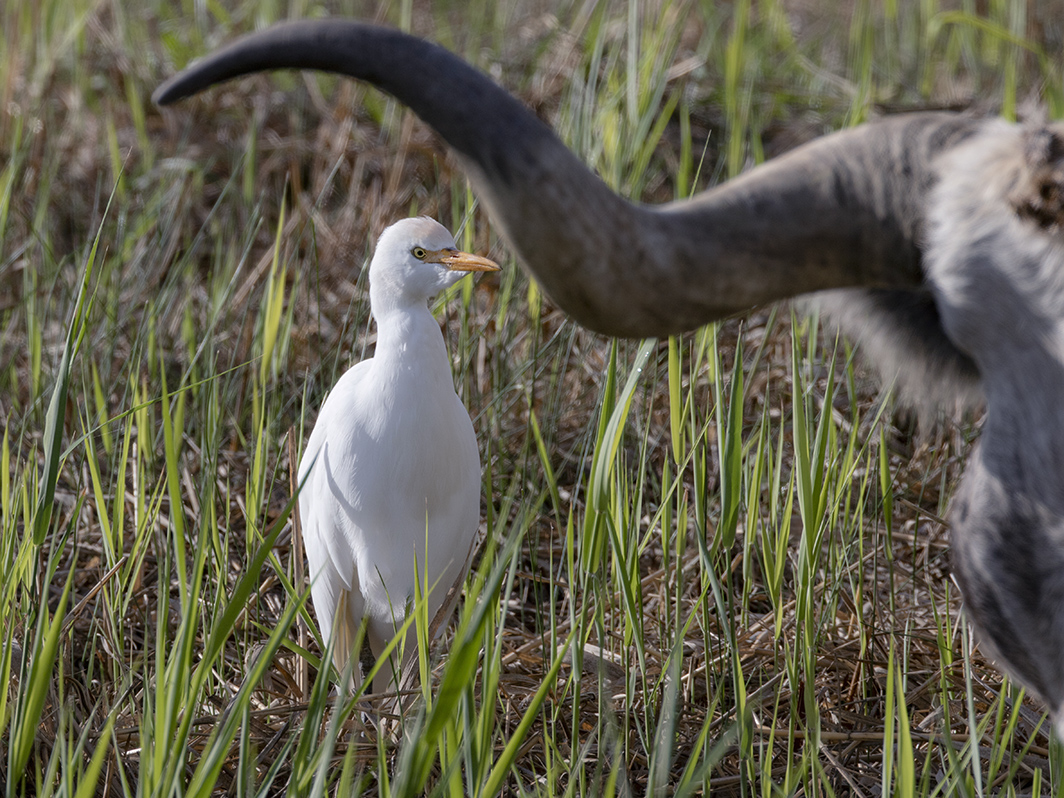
297,217,498,693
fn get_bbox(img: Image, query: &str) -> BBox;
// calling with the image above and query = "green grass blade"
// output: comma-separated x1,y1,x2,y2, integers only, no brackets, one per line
73,711,117,798
9,566,74,789
32,221,103,545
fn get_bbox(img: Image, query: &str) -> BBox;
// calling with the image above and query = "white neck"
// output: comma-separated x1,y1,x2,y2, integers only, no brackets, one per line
371,301,454,388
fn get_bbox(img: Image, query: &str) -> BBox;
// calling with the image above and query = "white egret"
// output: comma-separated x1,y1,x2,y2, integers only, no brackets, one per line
296,217,499,693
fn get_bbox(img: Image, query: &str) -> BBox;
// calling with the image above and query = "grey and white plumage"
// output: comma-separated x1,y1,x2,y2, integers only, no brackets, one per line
927,122,1064,731
156,21,1064,732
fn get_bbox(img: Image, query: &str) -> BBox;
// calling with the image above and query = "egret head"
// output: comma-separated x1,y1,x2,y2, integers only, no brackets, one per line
369,217,499,314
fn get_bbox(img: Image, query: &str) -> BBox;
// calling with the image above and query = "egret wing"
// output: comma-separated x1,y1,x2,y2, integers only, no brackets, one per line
297,362,376,670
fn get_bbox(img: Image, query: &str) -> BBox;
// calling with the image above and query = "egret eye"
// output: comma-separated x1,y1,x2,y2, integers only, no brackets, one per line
412,247,428,260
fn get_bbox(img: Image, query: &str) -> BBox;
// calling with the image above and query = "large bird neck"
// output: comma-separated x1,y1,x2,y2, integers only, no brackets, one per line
371,302,453,386
977,359,1064,511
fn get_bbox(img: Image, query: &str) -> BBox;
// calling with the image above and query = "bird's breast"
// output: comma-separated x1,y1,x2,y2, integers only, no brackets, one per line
324,366,479,518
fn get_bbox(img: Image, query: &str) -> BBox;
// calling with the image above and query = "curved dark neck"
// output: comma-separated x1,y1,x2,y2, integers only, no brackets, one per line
154,22,567,188
156,21,985,336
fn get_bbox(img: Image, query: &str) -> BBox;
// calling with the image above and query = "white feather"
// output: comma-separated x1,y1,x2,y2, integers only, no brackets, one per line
297,217,492,693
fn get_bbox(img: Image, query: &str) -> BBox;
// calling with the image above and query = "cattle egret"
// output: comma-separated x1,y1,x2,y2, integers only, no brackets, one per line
297,217,498,693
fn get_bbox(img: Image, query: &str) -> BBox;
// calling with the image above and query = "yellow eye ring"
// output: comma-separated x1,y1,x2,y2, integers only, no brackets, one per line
412,247,427,260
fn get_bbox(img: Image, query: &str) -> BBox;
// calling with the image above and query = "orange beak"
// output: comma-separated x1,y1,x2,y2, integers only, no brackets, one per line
429,248,501,273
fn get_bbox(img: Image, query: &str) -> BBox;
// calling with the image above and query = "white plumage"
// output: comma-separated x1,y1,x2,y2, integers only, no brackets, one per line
297,217,499,693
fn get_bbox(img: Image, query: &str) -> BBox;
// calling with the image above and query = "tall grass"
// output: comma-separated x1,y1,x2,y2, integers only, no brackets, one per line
1,0,1061,795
